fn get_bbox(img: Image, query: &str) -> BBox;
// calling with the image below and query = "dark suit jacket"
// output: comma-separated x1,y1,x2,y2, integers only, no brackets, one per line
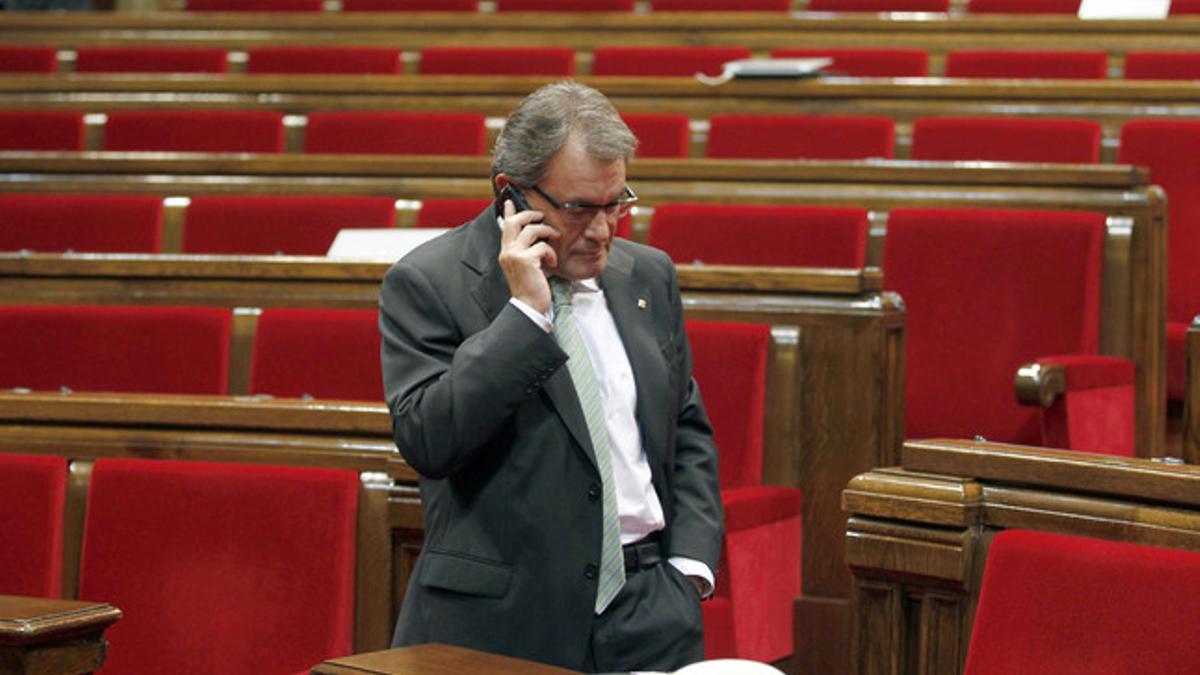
379,208,723,670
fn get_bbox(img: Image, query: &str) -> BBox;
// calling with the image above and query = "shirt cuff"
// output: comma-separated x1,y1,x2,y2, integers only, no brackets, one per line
668,556,715,599
508,297,552,333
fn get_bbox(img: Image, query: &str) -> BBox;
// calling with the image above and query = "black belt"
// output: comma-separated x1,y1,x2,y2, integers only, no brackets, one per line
622,532,663,574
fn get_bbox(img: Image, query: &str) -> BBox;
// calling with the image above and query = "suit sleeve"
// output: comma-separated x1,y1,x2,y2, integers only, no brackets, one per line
379,260,567,479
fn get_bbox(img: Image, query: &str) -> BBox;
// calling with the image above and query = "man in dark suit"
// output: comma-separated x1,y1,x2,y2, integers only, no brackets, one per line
379,81,723,673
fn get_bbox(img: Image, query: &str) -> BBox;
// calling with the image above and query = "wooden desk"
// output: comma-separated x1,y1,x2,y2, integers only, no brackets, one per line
0,595,121,675
311,643,576,675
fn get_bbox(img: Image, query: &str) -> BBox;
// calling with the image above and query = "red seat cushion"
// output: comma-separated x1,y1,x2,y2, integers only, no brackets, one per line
0,110,85,151
706,114,894,159
0,193,162,253
341,0,477,8
246,46,402,74
187,0,323,9
0,454,66,598
103,110,285,153
415,198,492,228
910,116,1102,163
250,308,383,401
1124,51,1200,81
0,305,231,395
807,0,949,10
967,0,1080,12
965,530,1200,675
496,0,634,9
622,113,691,158
650,203,868,268
304,111,487,155
651,0,790,10
0,45,58,73
945,50,1109,79
770,48,929,77
419,46,575,75
74,46,229,74
591,46,752,77
1170,0,1200,13
79,458,358,674
183,194,395,255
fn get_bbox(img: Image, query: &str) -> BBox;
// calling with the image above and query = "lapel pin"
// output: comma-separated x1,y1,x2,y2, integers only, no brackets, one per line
637,298,647,310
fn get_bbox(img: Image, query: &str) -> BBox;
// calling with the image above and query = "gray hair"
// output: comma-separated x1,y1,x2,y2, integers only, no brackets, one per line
491,81,638,192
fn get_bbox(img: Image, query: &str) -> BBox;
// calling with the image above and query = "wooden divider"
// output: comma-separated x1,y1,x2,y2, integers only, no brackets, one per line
1187,317,1200,465
843,439,1200,675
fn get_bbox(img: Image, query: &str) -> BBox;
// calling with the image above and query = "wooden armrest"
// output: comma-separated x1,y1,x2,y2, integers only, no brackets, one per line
1015,361,1065,408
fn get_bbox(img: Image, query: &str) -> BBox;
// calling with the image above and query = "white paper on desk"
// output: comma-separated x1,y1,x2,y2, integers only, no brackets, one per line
1078,0,1170,19
326,228,450,262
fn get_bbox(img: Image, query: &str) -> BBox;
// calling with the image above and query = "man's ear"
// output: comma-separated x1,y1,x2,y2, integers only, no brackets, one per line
492,173,511,197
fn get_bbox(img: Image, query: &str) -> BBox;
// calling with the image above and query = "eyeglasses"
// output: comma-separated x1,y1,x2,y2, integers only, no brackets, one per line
529,184,638,227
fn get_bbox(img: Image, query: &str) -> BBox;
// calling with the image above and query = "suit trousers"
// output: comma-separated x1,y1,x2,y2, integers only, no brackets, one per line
583,560,705,673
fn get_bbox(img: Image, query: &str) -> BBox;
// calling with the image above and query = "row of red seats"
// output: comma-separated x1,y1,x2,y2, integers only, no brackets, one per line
6,43,1200,79
178,0,1200,14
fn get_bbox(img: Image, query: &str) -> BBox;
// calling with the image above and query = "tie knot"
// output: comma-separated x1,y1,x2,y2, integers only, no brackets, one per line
550,277,572,311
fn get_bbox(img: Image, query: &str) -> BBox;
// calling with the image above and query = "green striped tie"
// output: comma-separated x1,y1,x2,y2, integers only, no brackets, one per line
550,277,626,613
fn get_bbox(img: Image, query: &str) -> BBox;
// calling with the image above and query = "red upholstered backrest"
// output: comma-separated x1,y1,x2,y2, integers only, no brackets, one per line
591,46,752,77
807,0,949,10
882,208,1105,444
103,110,285,153
497,0,634,9
0,45,57,73
770,48,929,77
1170,0,1200,13
419,46,575,75
342,0,477,8
182,195,395,255
706,114,895,159
965,530,1200,675
944,50,1109,79
74,46,229,74
651,0,790,10
246,46,402,74
0,454,66,598
0,193,162,253
967,0,1080,12
187,0,323,9
623,113,692,158
304,111,487,155
79,458,358,675
0,110,85,151
250,308,383,401
685,320,770,490
649,203,868,268
910,116,1102,163
0,305,231,395
1124,51,1200,80
1119,120,1200,325
415,198,492,228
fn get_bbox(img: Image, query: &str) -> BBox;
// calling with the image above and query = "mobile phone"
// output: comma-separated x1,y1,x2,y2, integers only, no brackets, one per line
495,184,542,224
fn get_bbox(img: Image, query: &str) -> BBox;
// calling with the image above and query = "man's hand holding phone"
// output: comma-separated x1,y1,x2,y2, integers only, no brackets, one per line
498,189,556,315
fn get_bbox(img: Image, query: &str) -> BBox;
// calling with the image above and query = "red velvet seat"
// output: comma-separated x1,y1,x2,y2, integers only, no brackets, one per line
1170,0,1200,13
622,112,691,158
650,0,790,10
910,116,1102,163
806,0,949,10
882,207,1134,456
0,305,231,395
0,110,85,151
686,320,802,663
496,0,634,10
79,458,358,674
182,195,395,255
250,308,383,401
706,114,895,159
967,0,1080,12
0,193,162,253
965,530,1200,675
1124,51,1200,80
304,111,487,155
246,46,403,74
103,110,285,153
74,46,229,74
944,50,1109,79
0,454,66,598
341,0,477,8
0,45,58,73
419,46,575,76
648,203,868,268
415,198,493,228
591,46,752,78
1118,120,1200,401
187,0,324,10
770,47,929,77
